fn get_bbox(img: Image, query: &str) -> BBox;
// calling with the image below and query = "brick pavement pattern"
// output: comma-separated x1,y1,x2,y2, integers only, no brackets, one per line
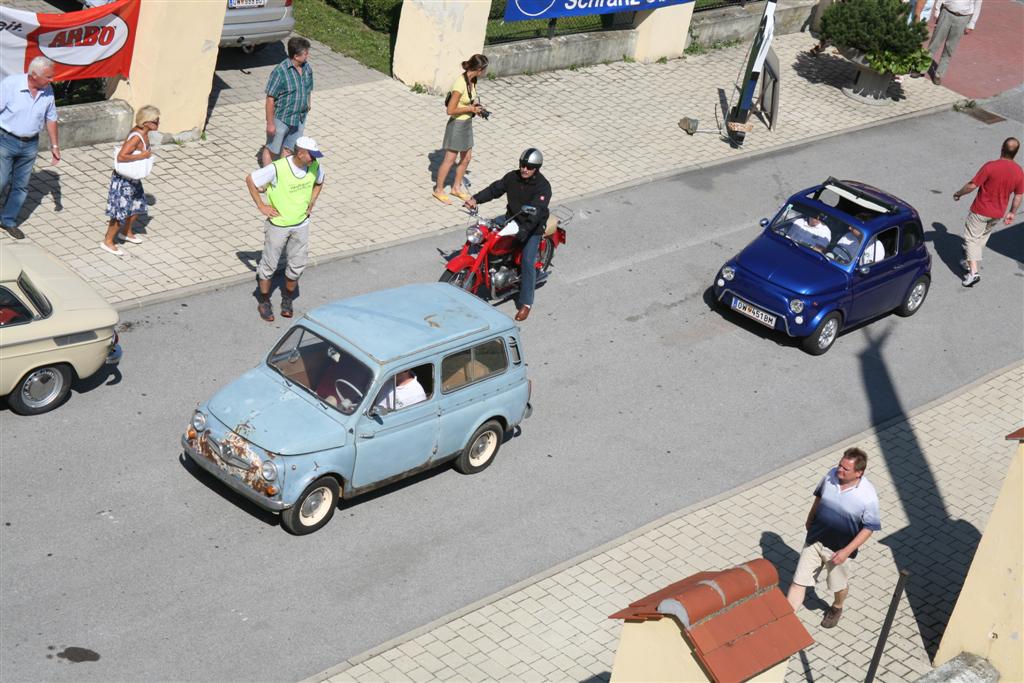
312,364,1022,683
0,33,959,307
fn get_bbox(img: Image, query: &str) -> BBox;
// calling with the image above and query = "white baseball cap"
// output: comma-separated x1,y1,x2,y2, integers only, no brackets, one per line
294,136,323,158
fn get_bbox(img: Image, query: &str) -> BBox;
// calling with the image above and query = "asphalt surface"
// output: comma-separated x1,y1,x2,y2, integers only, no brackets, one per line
1,109,1022,682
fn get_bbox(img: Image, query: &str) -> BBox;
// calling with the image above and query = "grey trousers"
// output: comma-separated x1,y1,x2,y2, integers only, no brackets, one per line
928,6,970,77
257,220,309,281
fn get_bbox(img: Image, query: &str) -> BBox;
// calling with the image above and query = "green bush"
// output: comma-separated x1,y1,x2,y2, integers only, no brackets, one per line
326,0,362,15
821,0,931,74
490,0,507,20
361,0,402,32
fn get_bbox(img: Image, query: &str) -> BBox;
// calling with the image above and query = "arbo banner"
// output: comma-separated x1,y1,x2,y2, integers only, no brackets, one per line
504,0,693,22
0,0,140,80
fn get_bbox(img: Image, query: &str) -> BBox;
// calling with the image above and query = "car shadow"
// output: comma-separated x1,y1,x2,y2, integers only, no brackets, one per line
179,453,281,527
925,222,964,278
0,363,123,415
701,286,797,350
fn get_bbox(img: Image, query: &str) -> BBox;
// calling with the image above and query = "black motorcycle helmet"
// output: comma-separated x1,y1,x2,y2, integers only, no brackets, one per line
519,148,543,170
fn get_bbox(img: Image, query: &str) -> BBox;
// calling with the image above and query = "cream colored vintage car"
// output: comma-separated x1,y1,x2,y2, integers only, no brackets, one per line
0,243,122,415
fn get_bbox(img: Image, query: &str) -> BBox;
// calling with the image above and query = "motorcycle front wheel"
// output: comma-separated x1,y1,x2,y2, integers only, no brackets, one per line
439,268,479,296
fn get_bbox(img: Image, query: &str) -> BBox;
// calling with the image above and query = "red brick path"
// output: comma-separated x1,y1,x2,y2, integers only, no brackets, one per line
933,0,1024,99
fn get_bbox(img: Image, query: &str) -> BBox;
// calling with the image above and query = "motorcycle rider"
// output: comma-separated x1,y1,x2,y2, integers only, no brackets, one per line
463,148,551,321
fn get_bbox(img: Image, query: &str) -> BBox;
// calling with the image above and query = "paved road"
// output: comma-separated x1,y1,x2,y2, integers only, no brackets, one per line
1,110,1021,681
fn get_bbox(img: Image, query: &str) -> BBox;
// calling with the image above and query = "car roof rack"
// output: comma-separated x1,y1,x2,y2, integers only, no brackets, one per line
822,177,900,215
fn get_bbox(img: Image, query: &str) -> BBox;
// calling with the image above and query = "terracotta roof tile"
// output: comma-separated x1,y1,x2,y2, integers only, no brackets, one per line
610,559,813,683
1006,427,1024,441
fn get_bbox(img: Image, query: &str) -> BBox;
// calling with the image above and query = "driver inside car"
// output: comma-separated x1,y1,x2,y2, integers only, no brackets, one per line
375,370,427,412
791,214,832,251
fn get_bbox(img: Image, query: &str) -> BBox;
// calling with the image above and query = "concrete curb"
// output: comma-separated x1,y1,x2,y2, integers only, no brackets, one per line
301,358,1023,683
115,101,956,315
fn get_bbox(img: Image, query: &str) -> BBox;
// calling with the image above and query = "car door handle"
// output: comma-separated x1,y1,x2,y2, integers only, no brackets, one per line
358,432,374,439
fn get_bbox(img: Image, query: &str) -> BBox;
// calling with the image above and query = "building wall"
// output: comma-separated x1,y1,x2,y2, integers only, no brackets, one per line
392,0,489,94
934,442,1023,680
107,0,225,136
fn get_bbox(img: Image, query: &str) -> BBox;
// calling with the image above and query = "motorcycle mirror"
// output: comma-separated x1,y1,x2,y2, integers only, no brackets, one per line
522,205,537,216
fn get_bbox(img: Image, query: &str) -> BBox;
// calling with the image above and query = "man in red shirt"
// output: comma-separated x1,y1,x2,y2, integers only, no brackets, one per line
953,137,1022,287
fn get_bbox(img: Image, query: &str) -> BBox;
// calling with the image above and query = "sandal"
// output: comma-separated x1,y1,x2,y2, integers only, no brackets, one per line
258,300,274,322
99,242,124,256
450,189,471,201
280,296,293,318
432,191,452,205
122,234,143,244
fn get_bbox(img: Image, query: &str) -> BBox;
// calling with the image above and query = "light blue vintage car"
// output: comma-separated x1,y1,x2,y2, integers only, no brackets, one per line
183,283,531,534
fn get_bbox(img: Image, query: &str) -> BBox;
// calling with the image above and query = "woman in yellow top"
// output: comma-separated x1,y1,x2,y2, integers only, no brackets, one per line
433,54,488,204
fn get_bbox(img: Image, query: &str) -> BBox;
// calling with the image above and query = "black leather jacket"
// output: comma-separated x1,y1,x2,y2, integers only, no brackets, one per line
473,170,551,240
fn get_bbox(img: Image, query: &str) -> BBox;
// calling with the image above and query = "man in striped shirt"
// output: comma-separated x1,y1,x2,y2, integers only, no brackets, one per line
262,37,314,167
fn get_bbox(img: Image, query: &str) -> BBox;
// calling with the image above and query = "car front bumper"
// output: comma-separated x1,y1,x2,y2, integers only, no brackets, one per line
182,434,289,512
714,284,819,338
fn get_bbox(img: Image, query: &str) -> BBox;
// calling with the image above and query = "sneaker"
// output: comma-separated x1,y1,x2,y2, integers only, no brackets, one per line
821,606,843,628
280,296,293,318
258,300,274,322
962,272,981,288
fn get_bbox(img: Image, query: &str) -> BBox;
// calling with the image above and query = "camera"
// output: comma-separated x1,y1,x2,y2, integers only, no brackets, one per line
478,108,491,121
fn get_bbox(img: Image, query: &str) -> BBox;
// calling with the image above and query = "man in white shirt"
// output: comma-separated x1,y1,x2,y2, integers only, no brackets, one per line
790,215,832,251
376,370,427,412
925,0,982,85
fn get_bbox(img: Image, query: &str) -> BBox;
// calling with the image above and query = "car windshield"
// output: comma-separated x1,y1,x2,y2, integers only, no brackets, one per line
267,327,373,415
769,202,861,265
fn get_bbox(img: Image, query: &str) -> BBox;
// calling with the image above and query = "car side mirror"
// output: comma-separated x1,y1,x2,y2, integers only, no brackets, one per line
858,265,871,275
759,218,769,228
367,405,387,418
521,205,537,216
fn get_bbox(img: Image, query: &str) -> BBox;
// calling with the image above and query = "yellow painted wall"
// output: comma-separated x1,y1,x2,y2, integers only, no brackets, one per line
392,0,490,94
108,0,225,135
610,619,788,682
934,443,1023,680
631,4,694,63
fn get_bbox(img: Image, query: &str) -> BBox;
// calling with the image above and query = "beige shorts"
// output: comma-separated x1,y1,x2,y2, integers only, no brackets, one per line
793,542,851,592
963,211,1000,262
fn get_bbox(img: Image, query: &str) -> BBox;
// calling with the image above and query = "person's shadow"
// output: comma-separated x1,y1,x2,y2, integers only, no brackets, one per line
427,149,473,192
12,169,63,223
760,531,829,612
925,222,965,278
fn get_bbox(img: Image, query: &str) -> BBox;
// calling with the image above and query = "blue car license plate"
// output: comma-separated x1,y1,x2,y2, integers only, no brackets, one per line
228,0,266,7
732,297,776,328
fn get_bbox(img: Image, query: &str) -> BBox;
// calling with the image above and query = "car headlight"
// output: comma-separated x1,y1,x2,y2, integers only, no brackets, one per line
191,410,207,431
466,227,484,245
260,460,278,482
721,265,735,281
789,299,805,314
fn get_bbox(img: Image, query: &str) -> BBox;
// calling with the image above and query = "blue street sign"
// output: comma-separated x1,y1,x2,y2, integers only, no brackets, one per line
504,0,694,22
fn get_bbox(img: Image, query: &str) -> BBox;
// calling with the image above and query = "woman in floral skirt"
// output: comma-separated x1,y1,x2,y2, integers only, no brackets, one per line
100,105,159,255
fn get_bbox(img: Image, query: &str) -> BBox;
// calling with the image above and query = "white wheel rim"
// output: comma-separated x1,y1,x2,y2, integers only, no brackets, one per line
908,283,926,311
299,486,333,526
469,430,498,467
818,318,838,349
21,368,65,409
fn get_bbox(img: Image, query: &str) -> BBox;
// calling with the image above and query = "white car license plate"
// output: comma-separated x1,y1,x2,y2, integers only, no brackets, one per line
229,0,266,8
732,297,777,328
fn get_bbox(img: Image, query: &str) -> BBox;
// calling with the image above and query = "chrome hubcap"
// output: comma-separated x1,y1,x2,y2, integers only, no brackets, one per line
908,283,926,310
299,487,332,526
469,431,498,467
819,318,838,349
21,368,64,409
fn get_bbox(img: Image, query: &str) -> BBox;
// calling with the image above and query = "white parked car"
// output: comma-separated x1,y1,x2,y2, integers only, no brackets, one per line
0,243,122,415
79,0,294,53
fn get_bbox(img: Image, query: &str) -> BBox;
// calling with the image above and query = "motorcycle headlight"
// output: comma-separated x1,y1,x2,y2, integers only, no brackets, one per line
260,460,278,482
191,410,207,431
721,265,735,281
789,299,805,314
466,227,484,245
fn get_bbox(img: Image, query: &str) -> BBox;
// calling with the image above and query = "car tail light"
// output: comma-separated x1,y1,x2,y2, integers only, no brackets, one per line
528,379,532,402
284,0,292,5
113,331,119,344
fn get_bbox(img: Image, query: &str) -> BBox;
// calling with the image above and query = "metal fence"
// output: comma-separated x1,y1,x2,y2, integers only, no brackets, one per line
485,12,636,45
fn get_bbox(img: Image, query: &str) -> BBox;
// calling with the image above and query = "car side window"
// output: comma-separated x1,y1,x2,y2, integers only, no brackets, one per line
862,227,899,266
441,339,509,393
901,221,923,252
373,364,434,413
0,287,33,326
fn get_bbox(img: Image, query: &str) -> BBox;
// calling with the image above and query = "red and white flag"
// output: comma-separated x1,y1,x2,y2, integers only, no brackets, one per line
0,0,140,81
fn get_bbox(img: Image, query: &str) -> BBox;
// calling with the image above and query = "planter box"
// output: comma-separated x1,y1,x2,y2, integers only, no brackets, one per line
837,46,898,104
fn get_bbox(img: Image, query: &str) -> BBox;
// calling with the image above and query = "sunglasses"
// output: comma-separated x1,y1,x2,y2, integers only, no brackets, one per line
520,163,539,170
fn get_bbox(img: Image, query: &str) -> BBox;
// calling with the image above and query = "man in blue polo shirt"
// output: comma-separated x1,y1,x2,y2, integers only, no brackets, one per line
0,56,61,239
786,447,881,628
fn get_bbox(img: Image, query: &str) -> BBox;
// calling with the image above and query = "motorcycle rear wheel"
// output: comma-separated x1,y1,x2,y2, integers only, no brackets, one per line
539,237,554,272
440,268,479,295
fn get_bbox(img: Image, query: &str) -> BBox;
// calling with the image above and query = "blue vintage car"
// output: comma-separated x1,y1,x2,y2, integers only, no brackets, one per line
713,178,931,354
183,283,531,534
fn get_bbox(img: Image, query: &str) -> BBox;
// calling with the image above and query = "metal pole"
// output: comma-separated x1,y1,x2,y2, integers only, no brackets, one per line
865,569,911,683
547,18,557,39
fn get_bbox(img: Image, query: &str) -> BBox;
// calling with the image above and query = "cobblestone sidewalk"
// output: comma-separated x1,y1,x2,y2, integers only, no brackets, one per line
2,33,959,308
308,363,1023,683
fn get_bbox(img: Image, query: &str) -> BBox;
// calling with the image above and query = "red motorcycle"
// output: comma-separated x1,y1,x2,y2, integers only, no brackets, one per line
439,206,570,301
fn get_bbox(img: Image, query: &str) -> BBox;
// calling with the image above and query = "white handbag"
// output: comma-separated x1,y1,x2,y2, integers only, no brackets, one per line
113,132,154,180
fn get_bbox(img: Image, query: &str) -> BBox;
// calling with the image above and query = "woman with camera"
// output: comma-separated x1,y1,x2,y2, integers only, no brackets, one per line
432,54,489,205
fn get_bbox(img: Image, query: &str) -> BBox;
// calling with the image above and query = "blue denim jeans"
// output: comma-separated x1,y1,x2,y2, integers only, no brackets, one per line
0,132,38,227
517,232,541,308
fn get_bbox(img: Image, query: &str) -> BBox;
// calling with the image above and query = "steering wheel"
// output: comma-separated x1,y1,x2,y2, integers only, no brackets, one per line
335,379,364,403
832,245,852,263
